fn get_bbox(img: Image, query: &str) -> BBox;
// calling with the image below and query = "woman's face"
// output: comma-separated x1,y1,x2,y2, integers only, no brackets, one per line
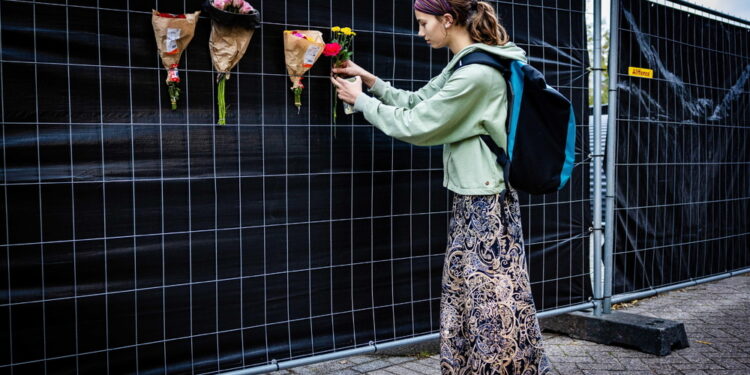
416,10,448,49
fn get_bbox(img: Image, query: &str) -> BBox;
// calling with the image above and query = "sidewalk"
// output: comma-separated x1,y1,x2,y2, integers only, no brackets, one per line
269,272,750,374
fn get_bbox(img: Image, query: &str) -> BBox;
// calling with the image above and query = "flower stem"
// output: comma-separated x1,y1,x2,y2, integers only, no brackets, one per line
332,88,338,124
168,82,180,111
217,76,226,125
294,87,302,112
332,66,340,137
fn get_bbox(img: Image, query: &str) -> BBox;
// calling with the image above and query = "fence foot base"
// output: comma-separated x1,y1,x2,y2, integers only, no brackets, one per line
540,310,689,356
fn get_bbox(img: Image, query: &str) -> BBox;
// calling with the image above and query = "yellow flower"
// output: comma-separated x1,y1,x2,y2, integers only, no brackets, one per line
331,26,341,32
351,32,357,36
341,27,352,35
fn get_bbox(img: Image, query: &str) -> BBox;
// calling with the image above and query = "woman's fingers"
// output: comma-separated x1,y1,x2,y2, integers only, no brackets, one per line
330,76,350,89
331,60,360,76
333,68,353,75
334,76,348,86
330,75,361,104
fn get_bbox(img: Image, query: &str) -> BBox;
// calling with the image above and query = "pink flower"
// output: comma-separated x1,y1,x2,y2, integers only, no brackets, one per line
239,2,254,14
212,0,229,9
323,43,342,56
232,0,244,8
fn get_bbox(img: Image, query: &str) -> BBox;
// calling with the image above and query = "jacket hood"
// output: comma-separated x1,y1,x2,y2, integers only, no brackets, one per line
443,42,528,72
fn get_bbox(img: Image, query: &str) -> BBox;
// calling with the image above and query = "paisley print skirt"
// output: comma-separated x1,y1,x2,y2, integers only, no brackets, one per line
440,191,551,375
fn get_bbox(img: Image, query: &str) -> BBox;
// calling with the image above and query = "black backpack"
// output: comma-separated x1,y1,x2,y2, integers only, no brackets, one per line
453,51,576,195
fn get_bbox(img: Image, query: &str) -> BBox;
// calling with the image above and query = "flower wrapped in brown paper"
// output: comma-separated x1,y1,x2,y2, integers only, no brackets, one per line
204,0,261,125
284,30,325,112
151,10,200,110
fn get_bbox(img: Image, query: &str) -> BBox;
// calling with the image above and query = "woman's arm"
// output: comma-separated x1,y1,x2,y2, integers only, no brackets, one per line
367,75,447,109
333,60,446,109
340,65,499,147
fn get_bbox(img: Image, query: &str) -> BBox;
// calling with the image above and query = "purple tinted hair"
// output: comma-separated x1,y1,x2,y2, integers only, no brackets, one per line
413,0,452,16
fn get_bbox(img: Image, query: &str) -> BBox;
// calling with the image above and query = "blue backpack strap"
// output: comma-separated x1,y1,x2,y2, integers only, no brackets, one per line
455,51,513,191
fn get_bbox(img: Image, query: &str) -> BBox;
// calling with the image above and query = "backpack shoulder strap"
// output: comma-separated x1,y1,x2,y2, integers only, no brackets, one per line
454,51,513,190
453,51,511,79
479,133,511,191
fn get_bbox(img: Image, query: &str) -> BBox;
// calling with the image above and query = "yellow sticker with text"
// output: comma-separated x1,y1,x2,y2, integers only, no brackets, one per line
628,67,654,79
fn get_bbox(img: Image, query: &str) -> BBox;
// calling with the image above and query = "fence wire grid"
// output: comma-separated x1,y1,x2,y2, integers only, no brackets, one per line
0,0,592,373
610,0,750,296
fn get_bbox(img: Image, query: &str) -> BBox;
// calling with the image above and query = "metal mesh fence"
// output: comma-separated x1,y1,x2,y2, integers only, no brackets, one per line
611,0,750,296
0,0,591,373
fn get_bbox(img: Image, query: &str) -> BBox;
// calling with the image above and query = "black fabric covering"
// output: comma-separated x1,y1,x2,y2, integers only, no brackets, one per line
613,0,750,295
1,0,590,373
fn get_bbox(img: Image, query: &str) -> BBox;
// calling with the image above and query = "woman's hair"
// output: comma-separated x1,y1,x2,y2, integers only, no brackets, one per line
413,0,510,46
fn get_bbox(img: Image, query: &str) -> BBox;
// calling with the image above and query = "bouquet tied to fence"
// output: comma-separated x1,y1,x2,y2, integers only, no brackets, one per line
151,10,201,110
204,0,261,125
283,30,326,113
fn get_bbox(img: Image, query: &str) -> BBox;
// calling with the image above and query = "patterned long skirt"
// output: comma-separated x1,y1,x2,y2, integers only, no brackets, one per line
440,190,551,375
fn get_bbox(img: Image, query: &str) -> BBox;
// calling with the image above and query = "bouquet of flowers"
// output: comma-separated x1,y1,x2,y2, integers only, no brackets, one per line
204,0,261,125
283,30,326,113
324,26,357,125
151,10,201,110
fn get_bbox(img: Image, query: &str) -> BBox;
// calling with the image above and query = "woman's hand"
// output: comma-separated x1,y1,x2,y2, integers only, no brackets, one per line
330,75,363,105
331,60,376,88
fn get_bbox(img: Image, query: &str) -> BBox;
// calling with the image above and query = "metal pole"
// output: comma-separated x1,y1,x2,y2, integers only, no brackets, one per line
591,0,604,317
220,301,598,375
222,335,439,375
610,267,750,305
603,0,621,314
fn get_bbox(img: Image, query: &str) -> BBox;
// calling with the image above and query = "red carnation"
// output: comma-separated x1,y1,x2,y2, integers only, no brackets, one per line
323,42,342,57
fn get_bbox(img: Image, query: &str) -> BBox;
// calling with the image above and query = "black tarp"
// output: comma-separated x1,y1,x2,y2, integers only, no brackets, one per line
613,0,750,295
1,0,590,373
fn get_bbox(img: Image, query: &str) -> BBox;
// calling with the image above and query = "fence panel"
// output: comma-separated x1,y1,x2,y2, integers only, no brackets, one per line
612,0,750,296
0,0,590,373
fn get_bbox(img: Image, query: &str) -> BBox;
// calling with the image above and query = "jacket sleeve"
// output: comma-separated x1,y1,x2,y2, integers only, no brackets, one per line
354,66,491,146
367,73,448,109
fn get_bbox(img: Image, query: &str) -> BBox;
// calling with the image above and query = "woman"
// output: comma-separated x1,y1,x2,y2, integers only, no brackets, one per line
331,0,551,374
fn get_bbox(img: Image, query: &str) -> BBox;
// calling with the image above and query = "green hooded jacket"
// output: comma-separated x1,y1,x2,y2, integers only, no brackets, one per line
353,42,527,195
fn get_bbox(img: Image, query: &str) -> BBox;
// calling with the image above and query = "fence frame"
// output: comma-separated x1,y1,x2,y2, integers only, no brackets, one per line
591,0,606,317
234,0,748,372
603,0,621,315
603,0,750,315
227,0,750,372
231,0,750,373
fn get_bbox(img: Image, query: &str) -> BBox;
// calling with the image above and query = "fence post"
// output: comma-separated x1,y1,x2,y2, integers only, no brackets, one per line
592,0,604,317
602,0,620,314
